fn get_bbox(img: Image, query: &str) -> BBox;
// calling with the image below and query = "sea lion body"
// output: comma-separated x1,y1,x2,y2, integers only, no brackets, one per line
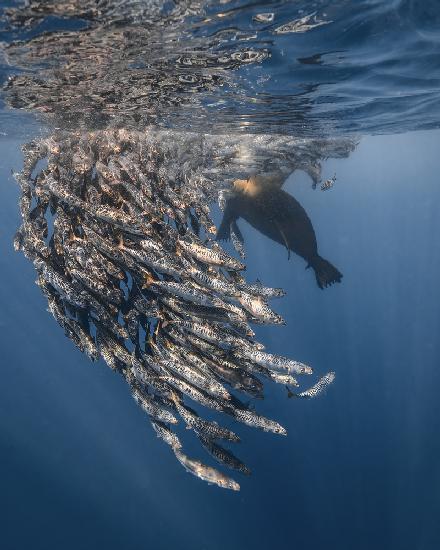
217,176,342,288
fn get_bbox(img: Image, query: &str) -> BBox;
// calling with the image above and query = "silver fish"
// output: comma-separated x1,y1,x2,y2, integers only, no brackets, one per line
174,449,240,491
151,420,182,449
198,435,250,476
235,347,312,375
178,238,245,271
132,387,178,424
238,281,286,299
189,267,241,298
172,398,240,443
238,293,285,325
231,408,287,436
295,372,335,398
146,277,213,307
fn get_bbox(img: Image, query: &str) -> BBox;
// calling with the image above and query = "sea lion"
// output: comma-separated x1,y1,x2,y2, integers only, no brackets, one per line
216,174,342,289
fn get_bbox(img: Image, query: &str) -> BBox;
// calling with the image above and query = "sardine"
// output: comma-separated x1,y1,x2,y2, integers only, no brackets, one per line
132,387,178,424
151,420,182,449
231,408,287,436
235,347,312,375
172,398,240,443
174,449,240,491
198,436,250,475
178,238,245,271
295,372,335,398
238,293,285,325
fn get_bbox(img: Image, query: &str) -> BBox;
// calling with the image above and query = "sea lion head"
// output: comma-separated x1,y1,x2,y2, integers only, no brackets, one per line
233,175,262,197
233,171,286,196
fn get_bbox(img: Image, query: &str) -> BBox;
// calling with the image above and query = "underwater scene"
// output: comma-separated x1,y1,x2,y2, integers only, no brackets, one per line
0,1,439,549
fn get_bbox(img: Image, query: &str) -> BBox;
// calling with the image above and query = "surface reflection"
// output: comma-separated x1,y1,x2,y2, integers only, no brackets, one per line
3,0,440,134
217,173,343,289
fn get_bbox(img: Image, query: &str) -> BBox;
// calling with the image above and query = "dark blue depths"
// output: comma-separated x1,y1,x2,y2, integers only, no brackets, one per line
1,130,439,550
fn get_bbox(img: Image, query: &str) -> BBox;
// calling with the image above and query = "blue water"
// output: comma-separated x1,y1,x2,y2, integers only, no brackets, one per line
1,1,440,549
1,129,439,550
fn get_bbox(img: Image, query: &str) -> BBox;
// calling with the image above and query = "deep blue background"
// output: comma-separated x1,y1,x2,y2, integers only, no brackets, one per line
1,128,439,550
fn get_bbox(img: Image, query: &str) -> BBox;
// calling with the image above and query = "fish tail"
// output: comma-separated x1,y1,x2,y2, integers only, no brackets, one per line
308,255,343,289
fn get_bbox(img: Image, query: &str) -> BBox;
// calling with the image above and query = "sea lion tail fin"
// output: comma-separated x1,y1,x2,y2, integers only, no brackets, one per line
308,255,343,289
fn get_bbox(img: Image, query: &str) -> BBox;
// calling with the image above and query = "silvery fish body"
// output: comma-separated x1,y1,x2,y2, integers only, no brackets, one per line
230,225,246,260
131,355,175,398
267,371,299,386
238,281,286,299
22,222,50,259
96,330,132,366
160,375,224,412
133,295,160,318
189,268,241,297
46,177,84,209
232,408,287,435
218,189,232,211
96,331,120,371
69,266,123,305
124,307,140,344
35,259,87,309
160,296,235,326
180,350,231,401
321,175,336,191
120,179,155,213
211,296,248,322
94,249,126,280
132,387,178,424
296,372,335,398
138,237,162,255
82,226,137,272
184,332,221,357
174,319,227,346
124,246,181,278
178,238,245,271
151,420,182,449
84,291,128,339
198,436,250,475
204,355,264,398
95,160,118,182
236,347,312,375
86,204,145,235
44,289,98,361
159,352,222,399
174,449,240,491
238,293,285,325
150,281,213,306
173,401,240,443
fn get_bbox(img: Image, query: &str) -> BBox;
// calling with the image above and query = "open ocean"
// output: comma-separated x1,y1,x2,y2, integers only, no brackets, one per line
1,2,439,549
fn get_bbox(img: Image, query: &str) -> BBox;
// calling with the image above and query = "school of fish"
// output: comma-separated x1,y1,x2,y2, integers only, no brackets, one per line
13,128,336,490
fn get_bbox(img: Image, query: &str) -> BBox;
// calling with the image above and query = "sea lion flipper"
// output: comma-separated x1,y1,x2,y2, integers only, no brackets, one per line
216,201,238,242
275,221,291,260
